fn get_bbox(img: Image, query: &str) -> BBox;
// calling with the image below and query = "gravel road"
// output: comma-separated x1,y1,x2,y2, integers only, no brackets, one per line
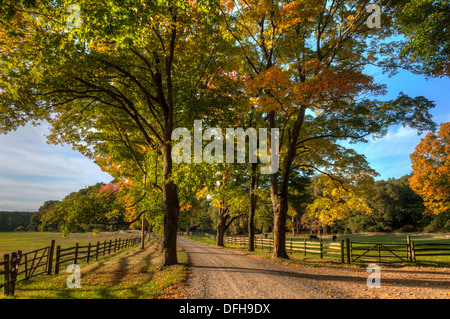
177,236,450,299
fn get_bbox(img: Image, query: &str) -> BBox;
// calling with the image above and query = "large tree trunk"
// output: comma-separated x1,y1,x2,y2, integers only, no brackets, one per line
216,204,242,247
160,11,180,268
161,139,180,267
269,108,306,259
248,163,257,251
216,221,226,246
272,194,289,258
216,205,229,246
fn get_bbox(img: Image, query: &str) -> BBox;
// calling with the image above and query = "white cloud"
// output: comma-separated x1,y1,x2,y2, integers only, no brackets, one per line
366,126,422,156
0,123,112,211
342,125,424,180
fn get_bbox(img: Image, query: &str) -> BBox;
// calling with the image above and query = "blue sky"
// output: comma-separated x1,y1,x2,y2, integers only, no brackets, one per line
348,67,450,180
0,124,112,211
0,68,449,212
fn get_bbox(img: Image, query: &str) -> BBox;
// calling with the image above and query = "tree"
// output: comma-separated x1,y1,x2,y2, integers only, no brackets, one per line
371,176,425,229
29,200,60,231
386,0,450,77
40,183,129,235
219,0,437,259
306,175,372,229
410,122,450,215
0,0,223,267
196,164,247,246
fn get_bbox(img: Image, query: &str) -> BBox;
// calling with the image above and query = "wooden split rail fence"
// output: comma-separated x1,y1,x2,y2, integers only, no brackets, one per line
224,235,450,264
1,236,141,296
225,236,345,262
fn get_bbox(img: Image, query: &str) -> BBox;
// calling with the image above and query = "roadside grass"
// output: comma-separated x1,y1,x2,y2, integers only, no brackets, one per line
328,233,450,266
183,235,352,269
182,234,450,269
0,233,189,299
0,232,140,257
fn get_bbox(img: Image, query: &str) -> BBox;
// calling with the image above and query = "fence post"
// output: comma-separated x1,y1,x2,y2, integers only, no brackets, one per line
341,240,345,264
290,238,292,254
303,239,306,256
346,238,351,264
109,240,112,255
87,243,91,263
47,240,55,275
103,241,106,257
320,240,323,259
3,254,9,296
74,243,79,265
406,235,411,262
55,246,61,274
411,241,416,262
9,252,18,296
96,242,100,261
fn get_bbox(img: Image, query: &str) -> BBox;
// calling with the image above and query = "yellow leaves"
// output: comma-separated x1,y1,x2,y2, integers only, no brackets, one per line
307,176,372,226
410,122,450,215
195,187,209,199
88,41,114,54
279,0,322,31
245,66,292,112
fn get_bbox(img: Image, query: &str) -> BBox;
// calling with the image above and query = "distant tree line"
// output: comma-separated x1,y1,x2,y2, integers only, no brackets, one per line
0,182,145,234
0,211,34,232
2,172,448,236
180,173,450,236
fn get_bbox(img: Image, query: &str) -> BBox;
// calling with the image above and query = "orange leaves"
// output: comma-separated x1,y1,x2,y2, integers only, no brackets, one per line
246,62,385,114
245,66,292,112
293,65,386,107
279,0,322,31
410,122,450,215
180,203,192,212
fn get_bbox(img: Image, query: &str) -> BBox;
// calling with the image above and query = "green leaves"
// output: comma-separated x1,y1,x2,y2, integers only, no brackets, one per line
388,0,450,76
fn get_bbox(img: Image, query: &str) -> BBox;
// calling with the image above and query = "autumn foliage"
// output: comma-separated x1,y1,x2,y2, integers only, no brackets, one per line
410,122,450,215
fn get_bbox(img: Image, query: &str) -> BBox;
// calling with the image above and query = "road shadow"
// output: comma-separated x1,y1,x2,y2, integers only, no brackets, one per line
190,264,449,290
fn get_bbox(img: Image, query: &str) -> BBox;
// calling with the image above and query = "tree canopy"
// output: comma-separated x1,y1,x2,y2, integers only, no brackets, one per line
410,122,450,216
0,0,447,265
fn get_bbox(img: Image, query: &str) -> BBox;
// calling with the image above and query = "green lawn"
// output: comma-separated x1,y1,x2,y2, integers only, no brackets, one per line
184,233,450,268
0,232,189,299
0,231,140,257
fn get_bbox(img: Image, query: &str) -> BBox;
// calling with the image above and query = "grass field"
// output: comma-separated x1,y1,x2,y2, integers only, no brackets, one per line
0,232,140,257
0,232,189,299
184,233,450,268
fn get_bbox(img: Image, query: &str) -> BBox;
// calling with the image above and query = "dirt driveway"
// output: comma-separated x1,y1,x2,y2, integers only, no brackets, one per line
177,237,449,299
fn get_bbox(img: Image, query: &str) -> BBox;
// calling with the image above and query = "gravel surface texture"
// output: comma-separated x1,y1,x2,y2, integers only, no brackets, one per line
177,236,449,299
